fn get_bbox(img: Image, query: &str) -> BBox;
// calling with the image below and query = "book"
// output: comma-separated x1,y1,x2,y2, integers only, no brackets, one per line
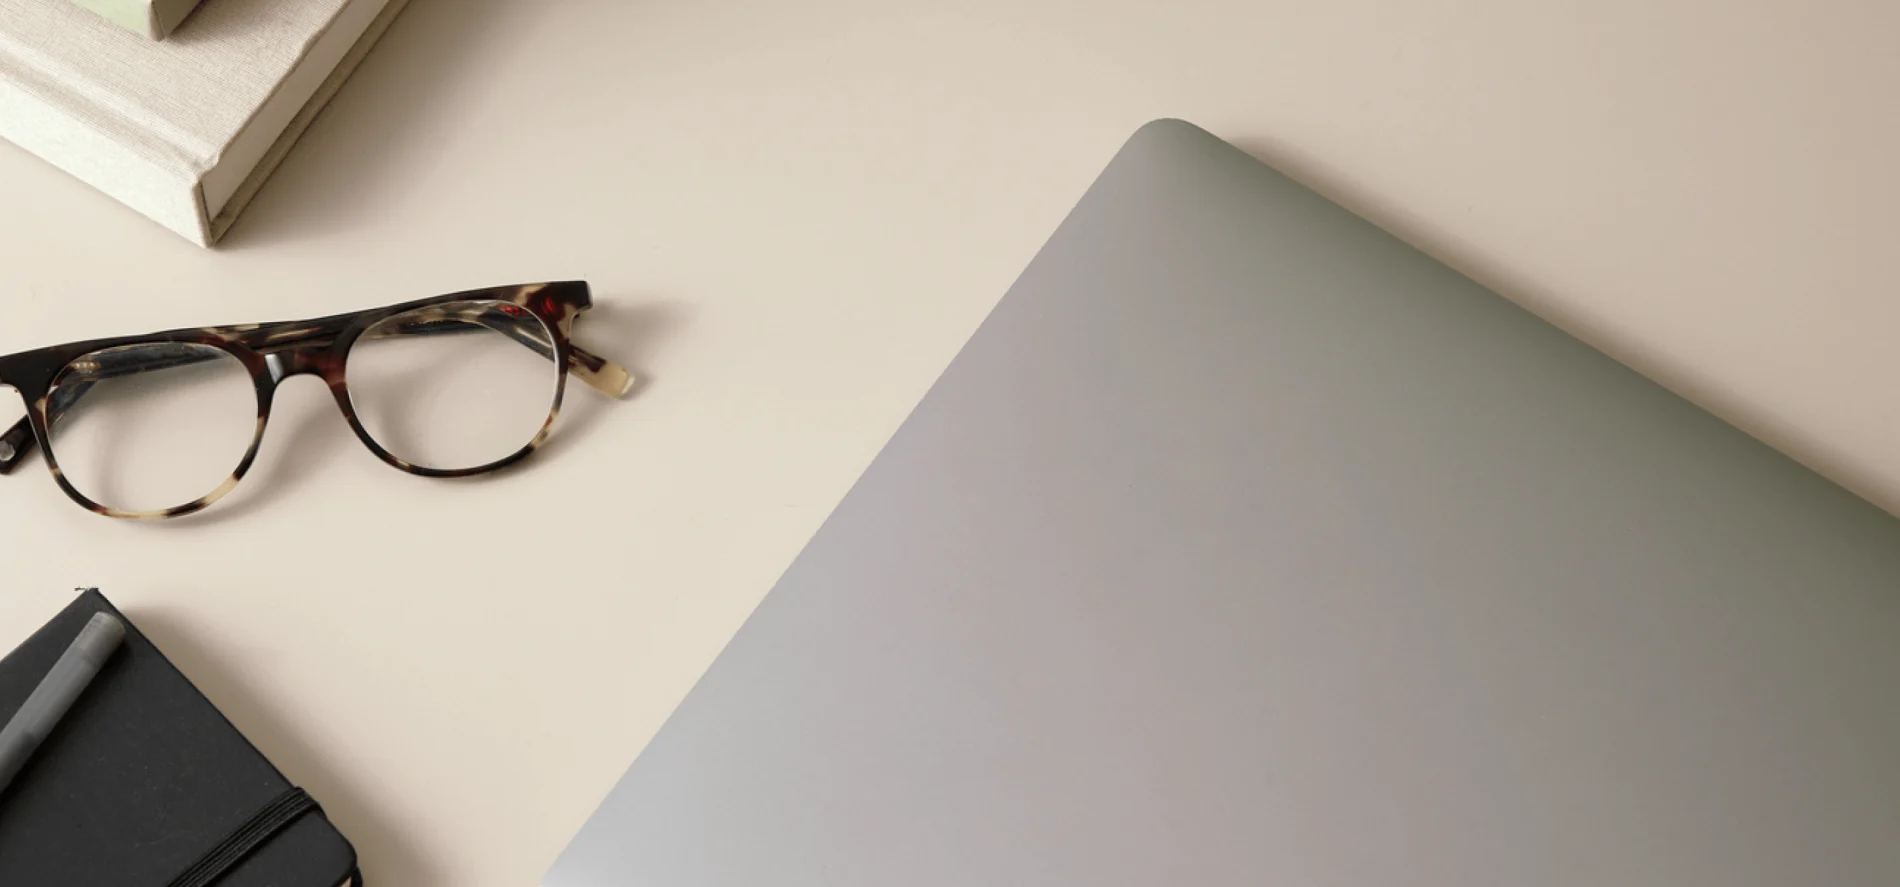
0,590,358,887
0,0,412,246
68,0,208,40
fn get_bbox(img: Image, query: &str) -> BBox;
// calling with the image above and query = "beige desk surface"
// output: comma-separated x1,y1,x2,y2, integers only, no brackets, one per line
0,2,1895,884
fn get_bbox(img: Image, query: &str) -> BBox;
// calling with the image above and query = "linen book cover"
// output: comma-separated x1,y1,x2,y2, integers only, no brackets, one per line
0,0,410,246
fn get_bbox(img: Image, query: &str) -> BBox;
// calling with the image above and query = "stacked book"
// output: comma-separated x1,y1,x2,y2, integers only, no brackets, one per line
0,0,411,246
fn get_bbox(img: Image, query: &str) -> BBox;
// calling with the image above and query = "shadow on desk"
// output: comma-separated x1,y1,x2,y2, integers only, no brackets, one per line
131,609,438,887
218,0,523,249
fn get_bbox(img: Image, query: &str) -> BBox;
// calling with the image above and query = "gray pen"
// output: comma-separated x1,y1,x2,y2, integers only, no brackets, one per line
0,612,126,796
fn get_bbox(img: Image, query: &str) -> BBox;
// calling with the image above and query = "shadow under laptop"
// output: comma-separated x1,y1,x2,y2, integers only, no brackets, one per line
1227,136,1598,345
1227,135,1893,516
129,609,437,887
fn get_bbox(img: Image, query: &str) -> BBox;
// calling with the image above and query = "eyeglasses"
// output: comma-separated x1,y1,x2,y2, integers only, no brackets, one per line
0,281,633,519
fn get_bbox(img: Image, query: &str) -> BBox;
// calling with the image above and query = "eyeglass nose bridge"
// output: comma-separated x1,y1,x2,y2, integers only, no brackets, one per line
262,348,345,385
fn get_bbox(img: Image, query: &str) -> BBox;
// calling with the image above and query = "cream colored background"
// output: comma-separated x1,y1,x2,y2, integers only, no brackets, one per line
0,2,1894,885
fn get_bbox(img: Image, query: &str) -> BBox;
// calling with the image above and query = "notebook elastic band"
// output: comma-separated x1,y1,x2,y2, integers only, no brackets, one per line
165,787,321,887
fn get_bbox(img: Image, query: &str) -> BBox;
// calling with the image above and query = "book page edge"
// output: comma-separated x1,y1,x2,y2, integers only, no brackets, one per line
63,0,162,40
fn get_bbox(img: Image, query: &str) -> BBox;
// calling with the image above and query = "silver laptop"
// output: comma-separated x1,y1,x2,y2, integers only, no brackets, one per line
547,120,1900,887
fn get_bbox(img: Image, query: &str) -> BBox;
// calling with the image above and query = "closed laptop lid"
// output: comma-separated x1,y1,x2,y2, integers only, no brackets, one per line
547,120,1900,887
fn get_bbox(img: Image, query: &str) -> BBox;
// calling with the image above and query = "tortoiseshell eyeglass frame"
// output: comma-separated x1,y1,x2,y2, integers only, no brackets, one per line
0,281,634,520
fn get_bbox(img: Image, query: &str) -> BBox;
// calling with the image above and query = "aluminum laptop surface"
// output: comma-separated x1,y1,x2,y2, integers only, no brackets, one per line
546,120,1900,887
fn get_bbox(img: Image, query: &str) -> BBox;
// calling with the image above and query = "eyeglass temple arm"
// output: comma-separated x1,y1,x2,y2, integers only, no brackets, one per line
379,313,636,398
566,343,635,398
0,422,31,475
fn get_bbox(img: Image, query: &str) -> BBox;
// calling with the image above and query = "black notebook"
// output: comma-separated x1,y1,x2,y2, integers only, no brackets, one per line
0,590,358,887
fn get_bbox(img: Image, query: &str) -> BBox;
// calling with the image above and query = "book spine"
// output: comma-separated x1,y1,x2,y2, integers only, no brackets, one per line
0,32,212,244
